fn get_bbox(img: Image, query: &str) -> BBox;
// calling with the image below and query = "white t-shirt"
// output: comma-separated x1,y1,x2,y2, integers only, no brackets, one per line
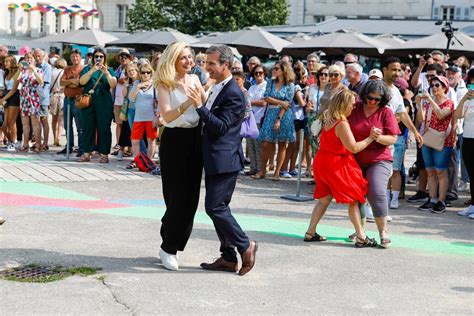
462,98,474,138
248,81,267,122
0,69,4,90
388,85,406,114
114,67,126,106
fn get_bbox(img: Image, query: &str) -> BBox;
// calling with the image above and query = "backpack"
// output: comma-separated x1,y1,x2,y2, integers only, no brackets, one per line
133,152,156,172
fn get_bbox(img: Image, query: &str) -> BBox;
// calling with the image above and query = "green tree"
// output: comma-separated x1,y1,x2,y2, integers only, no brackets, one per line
127,0,289,35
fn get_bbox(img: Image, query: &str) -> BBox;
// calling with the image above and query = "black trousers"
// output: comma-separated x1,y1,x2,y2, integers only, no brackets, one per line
159,125,203,254
205,171,250,263
462,137,474,205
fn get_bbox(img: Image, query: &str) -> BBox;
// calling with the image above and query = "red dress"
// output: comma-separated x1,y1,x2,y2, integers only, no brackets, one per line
313,121,368,204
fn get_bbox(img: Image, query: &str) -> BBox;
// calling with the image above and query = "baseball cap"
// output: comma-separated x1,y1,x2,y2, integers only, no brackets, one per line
368,69,383,80
394,78,409,91
446,65,461,73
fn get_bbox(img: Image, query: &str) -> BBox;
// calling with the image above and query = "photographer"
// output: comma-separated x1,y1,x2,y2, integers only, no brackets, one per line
411,50,446,90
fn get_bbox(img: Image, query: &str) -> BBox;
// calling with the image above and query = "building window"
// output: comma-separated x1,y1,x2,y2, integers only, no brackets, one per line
83,17,88,28
441,6,454,21
55,13,60,33
117,5,128,29
313,15,325,23
40,12,45,34
69,15,74,31
9,8,15,33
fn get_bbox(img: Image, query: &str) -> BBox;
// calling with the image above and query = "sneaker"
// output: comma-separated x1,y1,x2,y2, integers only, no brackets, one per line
116,151,123,161
289,169,298,176
280,171,292,178
431,201,446,214
419,201,435,211
159,248,179,271
57,147,73,155
444,199,452,207
366,215,375,223
386,215,392,222
446,195,458,202
459,181,469,192
408,191,429,203
458,205,474,216
469,213,474,219
6,143,16,152
389,199,399,209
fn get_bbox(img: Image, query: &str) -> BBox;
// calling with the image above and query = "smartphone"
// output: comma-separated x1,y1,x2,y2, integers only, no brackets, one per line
468,84,474,91
95,58,101,65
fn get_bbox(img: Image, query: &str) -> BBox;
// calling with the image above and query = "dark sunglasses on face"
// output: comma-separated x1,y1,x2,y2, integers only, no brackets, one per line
329,73,340,77
94,55,104,59
141,71,151,75
430,83,442,88
319,73,329,77
254,71,264,75
366,96,382,102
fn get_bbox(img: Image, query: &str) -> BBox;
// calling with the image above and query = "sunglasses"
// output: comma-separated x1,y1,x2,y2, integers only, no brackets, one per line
366,96,382,102
319,73,329,77
405,69,412,73
119,55,130,59
430,83,442,88
141,71,151,75
254,71,264,75
94,55,104,59
329,73,340,77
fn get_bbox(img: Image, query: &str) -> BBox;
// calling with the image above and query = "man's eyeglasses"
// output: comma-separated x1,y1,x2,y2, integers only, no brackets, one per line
366,96,382,102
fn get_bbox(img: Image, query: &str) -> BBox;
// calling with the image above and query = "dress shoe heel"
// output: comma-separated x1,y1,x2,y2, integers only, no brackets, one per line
200,257,238,273
239,240,258,276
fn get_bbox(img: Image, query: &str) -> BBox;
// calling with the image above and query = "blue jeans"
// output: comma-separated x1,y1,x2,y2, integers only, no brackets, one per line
422,145,453,171
63,97,83,152
128,108,147,153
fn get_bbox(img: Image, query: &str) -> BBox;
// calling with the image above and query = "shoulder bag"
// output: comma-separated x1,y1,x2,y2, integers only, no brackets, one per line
422,105,451,151
75,71,105,109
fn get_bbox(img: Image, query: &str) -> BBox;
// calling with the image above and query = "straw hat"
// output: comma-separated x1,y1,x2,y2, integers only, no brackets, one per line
115,48,132,61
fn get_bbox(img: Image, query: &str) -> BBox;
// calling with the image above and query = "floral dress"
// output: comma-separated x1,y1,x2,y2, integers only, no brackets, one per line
19,68,43,117
258,80,296,143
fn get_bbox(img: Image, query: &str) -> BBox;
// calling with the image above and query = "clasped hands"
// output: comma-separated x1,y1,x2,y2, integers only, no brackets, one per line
369,126,382,142
187,86,202,108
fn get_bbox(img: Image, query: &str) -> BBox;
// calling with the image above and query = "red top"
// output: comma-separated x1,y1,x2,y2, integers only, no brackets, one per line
423,99,455,147
348,102,400,168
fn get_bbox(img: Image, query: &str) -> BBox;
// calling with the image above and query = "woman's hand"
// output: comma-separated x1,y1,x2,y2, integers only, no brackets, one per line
306,100,315,112
273,118,281,132
370,126,382,140
280,101,290,110
187,86,202,108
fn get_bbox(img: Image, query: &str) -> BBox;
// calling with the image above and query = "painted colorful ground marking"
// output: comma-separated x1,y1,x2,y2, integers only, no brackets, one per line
1,182,472,258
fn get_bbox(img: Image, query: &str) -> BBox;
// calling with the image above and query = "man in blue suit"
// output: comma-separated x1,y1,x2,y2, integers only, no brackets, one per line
189,45,257,276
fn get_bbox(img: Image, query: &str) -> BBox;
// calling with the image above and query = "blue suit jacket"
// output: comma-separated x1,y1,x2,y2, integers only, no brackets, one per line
196,79,245,176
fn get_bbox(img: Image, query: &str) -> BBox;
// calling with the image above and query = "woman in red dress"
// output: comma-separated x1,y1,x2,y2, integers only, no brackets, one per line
304,90,379,247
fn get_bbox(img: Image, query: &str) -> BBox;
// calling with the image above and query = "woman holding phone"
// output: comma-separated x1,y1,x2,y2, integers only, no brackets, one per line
0,55,21,151
78,48,117,163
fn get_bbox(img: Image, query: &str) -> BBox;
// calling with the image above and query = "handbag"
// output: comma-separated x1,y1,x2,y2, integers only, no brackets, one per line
422,105,451,151
75,71,104,109
240,110,259,138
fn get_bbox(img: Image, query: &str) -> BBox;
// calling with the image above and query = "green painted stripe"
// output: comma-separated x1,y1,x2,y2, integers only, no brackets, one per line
92,206,473,258
0,157,32,162
0,182,97,200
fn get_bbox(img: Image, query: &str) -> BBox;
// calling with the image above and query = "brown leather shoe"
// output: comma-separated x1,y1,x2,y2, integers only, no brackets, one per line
200,257,238,273
239,240,258,276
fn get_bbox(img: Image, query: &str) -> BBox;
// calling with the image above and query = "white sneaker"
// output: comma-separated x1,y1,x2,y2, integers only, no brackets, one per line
389,199,399,209
386,215,393,222
116,151,123,161
159,248,178,271
6,143,16,152
458,181,469,192
469,213,474,219
458,205,474,216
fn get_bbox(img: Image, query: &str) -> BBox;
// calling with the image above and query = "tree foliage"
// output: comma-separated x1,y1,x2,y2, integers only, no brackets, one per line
127,0,289,35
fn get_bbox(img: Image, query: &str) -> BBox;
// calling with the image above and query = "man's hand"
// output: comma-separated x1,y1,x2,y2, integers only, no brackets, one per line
187,86,202,108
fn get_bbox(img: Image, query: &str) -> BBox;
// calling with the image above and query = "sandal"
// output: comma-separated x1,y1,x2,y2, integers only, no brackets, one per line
251,173,265,180
355,236,377,248
348,232,357,242
41,145,49,152
18,146,29,152
99,155,109,163
271,176,280,182
126,162,137,169
304,232,327,242
379,231,392,249
77,155,91,162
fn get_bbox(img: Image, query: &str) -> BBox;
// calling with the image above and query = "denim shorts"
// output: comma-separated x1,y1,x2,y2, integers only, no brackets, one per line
392,135,406,171
421,145,453,170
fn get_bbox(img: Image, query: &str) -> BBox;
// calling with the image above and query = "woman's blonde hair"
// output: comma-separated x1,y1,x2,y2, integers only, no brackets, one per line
125,63,139,77
139,63,154,81
154,42,189,91
54,58,67,69
328,64,345,78
327,89,357,121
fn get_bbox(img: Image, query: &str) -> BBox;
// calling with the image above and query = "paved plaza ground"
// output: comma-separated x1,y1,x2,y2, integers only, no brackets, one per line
0,145,472,314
